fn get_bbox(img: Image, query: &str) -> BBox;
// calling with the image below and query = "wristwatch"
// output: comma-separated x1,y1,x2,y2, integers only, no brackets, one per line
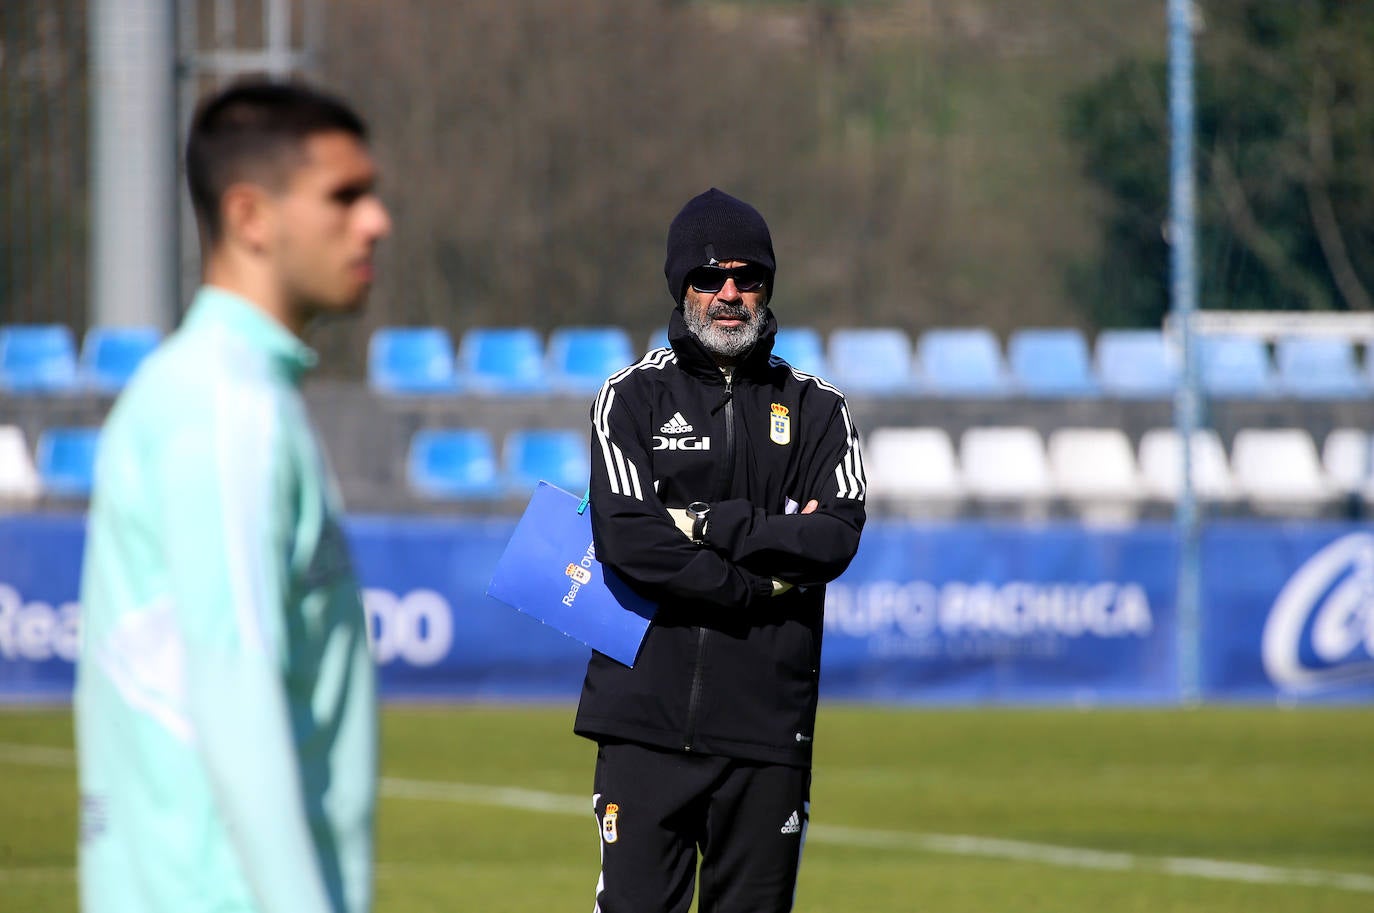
686,501,711,543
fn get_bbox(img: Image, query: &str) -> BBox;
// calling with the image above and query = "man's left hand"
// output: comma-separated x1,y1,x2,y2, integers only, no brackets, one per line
665,507,694,539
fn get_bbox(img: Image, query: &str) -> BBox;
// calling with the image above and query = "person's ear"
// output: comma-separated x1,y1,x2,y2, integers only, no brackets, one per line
220,182,273,253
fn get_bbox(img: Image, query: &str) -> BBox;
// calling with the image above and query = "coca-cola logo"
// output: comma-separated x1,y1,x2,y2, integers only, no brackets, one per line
1262,533,1374,692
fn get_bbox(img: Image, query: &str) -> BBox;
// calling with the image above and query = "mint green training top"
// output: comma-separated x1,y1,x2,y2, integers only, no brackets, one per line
76,287,377,913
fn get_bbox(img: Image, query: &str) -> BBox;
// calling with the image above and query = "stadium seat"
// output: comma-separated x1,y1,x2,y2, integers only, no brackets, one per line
1274,336,1367,398
0,324,80,393
457,327,549,394
81,325,163,393
546,326,634,395
959,426,1053,514
1197,334,1276,397
1231,428,1336,514
1095,329,1178,398
918,327,1011,396
0,425,42,503
863,427,964,515
1008,328,1100,397
36,426,101,498
1047,428,1141,524
1137,428,1240,503
647,326,670,353
827,327,915,395
771,327,828,377
1321,428,1374,499
406,428,502,500
367,327,458,394
503,428,590,495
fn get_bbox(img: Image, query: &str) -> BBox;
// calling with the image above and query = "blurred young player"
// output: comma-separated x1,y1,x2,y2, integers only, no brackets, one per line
75,78,390,913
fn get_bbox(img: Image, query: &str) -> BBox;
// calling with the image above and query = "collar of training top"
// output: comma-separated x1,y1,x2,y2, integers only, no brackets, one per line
185,285,319,382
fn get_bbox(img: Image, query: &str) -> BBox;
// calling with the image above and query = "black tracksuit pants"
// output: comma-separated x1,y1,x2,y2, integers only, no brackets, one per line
591,740,811,913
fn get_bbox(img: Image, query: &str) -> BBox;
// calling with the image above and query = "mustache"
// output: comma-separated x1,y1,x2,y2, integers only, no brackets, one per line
707,305,752,320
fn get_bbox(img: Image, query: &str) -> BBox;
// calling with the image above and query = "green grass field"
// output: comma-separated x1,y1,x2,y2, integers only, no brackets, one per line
3,704,1372,912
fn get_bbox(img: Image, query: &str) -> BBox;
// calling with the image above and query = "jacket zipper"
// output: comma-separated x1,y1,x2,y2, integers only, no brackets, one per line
684,368,735,752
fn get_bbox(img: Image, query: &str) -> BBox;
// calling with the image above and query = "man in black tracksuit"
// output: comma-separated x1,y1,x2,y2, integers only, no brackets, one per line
574,188,866,913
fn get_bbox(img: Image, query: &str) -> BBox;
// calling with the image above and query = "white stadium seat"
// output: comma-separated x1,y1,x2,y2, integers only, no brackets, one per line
1047,427,1142,525
1231,428,1337,515
960,426,1053,518
0,425,42,503
1322,428,1374,501
864,427,964,516
1137,428,1240,504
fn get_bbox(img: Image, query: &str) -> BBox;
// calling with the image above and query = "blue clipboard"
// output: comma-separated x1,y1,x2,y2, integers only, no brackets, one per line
486,482,656,667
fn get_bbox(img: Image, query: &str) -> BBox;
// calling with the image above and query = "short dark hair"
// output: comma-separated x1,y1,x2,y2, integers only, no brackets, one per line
186,77,368,243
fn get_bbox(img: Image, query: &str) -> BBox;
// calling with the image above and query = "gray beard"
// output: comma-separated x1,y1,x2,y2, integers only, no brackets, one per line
682,299,767,360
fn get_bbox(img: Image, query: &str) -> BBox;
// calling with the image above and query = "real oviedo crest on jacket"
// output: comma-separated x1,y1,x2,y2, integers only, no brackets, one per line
769,403,791,446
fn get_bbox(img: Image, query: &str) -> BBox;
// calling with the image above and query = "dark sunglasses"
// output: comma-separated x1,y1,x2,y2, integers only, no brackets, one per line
686,264,769,294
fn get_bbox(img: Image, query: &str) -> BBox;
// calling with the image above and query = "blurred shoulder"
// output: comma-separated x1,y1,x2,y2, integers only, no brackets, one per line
112,324,289,439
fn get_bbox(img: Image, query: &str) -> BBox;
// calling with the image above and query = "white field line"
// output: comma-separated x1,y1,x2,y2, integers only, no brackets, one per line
4,742,1372,895
381,775,588,815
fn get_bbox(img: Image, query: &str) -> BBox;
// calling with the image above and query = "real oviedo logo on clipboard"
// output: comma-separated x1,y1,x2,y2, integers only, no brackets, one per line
487,482,656,667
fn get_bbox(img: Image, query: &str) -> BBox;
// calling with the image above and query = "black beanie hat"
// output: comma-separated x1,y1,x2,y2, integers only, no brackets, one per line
664,188,776,304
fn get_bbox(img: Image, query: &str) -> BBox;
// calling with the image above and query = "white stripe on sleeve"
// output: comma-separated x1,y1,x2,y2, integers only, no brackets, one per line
832,402,866,500
590,350,674,503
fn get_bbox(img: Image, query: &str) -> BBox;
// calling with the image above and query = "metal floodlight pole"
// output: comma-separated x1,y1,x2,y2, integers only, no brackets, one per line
1168,0,1202,705
90,0,322,325
175,0,322,306
89,0,178,330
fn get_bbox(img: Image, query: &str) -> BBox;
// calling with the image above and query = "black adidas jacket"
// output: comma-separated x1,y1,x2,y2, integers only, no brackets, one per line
573,307,866,768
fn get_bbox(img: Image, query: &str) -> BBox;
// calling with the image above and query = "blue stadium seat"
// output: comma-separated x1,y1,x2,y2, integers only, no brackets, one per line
367,327,458,394
457,327,549,394
503,428,590,495
1198,334,1276,397
546,327,634,394
771,327,828,377
917,327,1011,395
827,327,915,395
1274,336,1367,398
0,324,80,393
36,426,101,497
406,429,502,499
647,326,670,353
1007,328,1100,397
1095,329,1177,398
81,325,163,393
